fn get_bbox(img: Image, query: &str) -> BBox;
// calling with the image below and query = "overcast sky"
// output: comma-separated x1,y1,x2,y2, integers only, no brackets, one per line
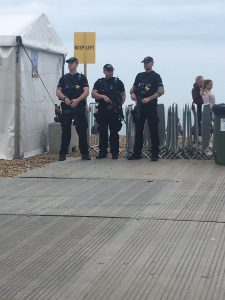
1,0,225,108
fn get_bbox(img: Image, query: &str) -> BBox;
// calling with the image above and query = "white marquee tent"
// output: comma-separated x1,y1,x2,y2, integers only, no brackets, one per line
0,13,67,159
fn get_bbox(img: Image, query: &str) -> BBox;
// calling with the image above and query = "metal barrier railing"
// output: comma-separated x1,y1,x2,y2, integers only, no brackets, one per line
124,104,135,157
158,104,167,156
88,102,99,153
164,103,183,158
181,103,193,158
87,102,215,159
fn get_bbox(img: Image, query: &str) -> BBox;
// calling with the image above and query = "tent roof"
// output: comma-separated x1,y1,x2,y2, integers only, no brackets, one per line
0,13,67,54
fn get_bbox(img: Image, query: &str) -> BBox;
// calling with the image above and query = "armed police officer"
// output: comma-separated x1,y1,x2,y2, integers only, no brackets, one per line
92,64,126,159
56,57,90,161
128,56,164,161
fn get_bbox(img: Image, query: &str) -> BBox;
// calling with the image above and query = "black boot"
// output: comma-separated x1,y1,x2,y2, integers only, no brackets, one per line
151,154,159,161
96,153,107,159
127,153,142,160
81,154,91,160
59,154,66,161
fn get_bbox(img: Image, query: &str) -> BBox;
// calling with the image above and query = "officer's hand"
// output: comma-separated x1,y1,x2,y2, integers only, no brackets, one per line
142,98,150,104
103,95,112,103
64,98,71,106
70,99,80,108
130,93,137,101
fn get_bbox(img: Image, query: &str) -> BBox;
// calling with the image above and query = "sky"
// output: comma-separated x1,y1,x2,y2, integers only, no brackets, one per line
1,0,225,109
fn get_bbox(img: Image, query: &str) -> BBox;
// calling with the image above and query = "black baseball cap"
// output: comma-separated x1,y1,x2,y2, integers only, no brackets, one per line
141,56,154,63
66,57,78,63
103,64,114,71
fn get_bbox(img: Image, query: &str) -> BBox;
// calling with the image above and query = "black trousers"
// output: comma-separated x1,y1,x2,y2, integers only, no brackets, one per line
197,104,202,129
133,103,159,156
97,110,122,155
59,108,89,156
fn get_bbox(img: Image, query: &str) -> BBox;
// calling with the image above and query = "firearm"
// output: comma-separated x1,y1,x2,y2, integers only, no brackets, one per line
108,93,125,123
103,85,126,123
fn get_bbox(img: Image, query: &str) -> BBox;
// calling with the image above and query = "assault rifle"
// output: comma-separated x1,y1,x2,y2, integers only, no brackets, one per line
103,80,126,123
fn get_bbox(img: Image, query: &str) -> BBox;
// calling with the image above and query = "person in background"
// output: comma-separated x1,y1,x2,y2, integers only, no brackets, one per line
192,76,204,130
201,79,216,109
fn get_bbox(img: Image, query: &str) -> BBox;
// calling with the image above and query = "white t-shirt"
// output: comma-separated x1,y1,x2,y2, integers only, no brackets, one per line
201,90,215,108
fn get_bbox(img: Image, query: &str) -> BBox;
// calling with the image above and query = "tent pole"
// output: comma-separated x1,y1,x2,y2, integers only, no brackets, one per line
84,63,87,78
14,36,22,158
62,55,66,76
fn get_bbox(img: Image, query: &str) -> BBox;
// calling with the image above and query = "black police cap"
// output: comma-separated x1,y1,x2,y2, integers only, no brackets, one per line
66,57,79,63
141,56,154,63
103,64,114,71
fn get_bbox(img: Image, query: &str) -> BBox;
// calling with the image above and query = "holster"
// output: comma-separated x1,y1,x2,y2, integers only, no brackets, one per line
54,104,62,123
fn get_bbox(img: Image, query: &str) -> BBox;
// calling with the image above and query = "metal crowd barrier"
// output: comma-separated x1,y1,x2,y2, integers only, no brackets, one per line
158,104,167,155
87,102,214,159
88,102,99,153
165,103,214,159
164,103,181,158
124,104,135,157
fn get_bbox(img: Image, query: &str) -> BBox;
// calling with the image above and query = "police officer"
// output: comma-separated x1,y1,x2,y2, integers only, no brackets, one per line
56,57,90,161
128,56,164,161
92,64,126,159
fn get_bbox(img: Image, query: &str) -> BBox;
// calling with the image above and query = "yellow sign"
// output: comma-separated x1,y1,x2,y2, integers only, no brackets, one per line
74,32,96,64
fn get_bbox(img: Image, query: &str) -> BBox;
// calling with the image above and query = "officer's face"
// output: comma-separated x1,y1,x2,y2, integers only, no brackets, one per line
104,69,113,78
144,61,153,71
68,62,78,72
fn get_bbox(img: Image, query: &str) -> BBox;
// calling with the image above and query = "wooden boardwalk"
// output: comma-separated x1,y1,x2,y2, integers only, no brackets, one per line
0,159,225,299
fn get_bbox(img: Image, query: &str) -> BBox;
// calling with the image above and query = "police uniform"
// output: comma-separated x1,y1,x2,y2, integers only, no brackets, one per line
93,74,125,158
131,68,163,159
57,72,89,158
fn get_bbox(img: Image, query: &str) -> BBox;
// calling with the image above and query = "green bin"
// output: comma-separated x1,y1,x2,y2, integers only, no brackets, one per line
213,104,225,165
